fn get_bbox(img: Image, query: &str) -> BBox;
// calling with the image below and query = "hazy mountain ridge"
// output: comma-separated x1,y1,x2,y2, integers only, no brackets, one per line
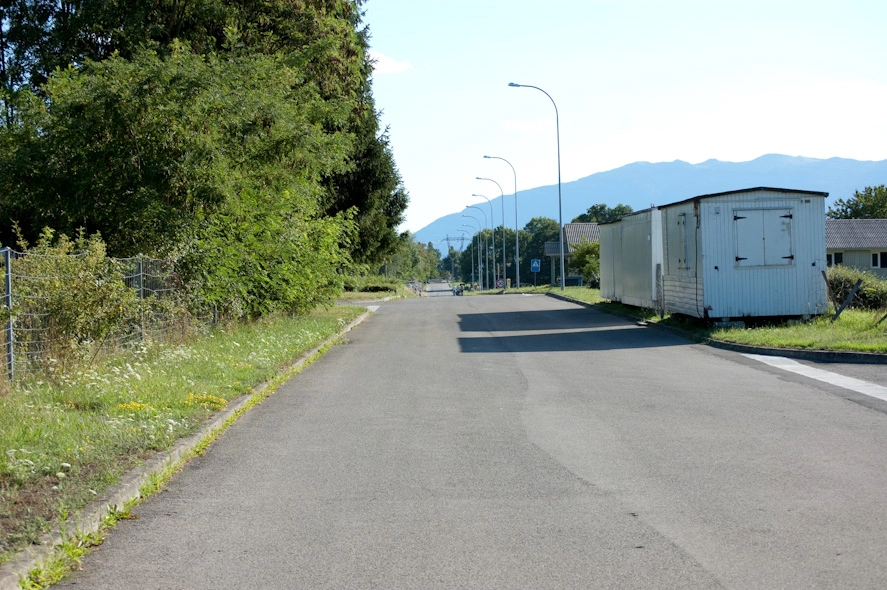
415,154,887,247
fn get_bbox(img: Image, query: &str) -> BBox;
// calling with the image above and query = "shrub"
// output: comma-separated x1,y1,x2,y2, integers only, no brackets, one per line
8,229,139,356
827,265,887,310
3,229,182,373
342,275,400,293
568,239,600,287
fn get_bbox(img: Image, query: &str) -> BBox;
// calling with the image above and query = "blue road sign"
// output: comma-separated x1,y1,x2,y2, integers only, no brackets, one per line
530,259,541,272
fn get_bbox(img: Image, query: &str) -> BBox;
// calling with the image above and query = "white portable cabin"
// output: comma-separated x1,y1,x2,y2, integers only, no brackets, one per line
601,187,830,320
600,209,663,309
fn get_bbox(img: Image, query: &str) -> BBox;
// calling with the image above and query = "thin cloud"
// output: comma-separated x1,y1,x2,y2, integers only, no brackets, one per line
368,50,414,75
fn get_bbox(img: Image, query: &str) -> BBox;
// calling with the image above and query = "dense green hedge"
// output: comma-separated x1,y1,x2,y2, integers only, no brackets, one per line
827,266,887,310
342,276,401,293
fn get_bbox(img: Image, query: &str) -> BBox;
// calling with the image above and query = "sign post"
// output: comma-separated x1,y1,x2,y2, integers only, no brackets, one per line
530,259,541,287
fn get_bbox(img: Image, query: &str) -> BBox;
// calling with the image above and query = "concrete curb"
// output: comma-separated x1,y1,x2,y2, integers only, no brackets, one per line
336,295,398,304
0,310,372,590
545,292,887,365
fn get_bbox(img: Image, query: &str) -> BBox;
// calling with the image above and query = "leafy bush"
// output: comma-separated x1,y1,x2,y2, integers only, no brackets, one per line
342,275,401,293
827,265,887,310
9,229,140,353
177,189,353,319
3,229,184,372
568,239,601,287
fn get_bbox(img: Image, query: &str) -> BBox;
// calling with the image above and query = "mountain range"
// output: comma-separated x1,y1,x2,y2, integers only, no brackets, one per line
414,154,887,247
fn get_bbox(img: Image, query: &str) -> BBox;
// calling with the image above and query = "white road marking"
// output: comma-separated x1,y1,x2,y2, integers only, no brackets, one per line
743,354,887,403
367,306,380,312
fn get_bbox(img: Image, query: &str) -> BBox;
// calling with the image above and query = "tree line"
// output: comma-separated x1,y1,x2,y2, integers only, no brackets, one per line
445,186,887,289
0,0,409,317
444,203,632,287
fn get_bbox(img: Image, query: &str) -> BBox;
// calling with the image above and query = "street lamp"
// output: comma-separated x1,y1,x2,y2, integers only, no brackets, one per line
463,210,487,289
457,229,474,287
508,82,565,290
470,195,495,289
461,224,481,289
484,155,519,289
476,177,507,289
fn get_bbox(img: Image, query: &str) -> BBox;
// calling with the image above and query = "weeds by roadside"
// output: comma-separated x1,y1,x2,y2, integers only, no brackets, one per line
538,285,887,353
0,307,363,565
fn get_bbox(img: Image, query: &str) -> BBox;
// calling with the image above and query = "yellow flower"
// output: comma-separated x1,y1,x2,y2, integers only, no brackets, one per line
185,393,228,410
118,401,151,412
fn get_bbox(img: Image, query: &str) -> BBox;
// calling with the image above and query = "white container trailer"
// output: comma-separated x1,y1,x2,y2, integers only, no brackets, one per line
601,187,830,320
600,209,662,309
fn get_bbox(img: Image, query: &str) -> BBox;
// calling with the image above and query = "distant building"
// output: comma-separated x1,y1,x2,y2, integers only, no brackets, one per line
543,223,600,285
825,219,887,279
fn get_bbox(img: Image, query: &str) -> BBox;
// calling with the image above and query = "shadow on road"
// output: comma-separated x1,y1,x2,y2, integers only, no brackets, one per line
457,309,689,353
458,309,627,332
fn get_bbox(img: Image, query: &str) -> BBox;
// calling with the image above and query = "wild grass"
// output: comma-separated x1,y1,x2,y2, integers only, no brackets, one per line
337,290,399,300
515,284,887,353
709,310,887,353
0,307,363,564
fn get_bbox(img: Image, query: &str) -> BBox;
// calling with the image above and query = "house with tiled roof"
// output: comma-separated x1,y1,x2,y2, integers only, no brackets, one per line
825,219,887,278
543,223,600,285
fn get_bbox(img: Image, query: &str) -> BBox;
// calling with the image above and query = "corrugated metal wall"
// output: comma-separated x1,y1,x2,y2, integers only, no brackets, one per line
600,213,657,309
696,191,828,318
662,201,704,317
599,223,620,300
620,212,656,309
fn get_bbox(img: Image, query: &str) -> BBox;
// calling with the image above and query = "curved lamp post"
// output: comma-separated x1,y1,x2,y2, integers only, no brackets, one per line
508,82,564,290
476,177,507,289
470,195,495,289
457,229,474,286
461,224,481,289
484,155,519,289
462,214,490,287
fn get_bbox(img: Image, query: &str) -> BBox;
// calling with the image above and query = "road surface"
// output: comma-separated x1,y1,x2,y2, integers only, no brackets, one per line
59,287,887,589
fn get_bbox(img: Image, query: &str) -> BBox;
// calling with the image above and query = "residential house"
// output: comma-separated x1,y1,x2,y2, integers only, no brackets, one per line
825,219,887,279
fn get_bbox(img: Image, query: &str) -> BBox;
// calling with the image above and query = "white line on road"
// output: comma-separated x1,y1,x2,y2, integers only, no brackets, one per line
367,306,380,312
743,354,887,402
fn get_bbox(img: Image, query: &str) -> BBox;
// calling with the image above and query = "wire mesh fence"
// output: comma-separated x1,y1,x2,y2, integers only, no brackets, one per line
2,246,185,381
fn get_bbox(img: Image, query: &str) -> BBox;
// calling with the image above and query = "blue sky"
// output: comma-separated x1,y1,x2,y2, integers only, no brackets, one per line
362,1,887,234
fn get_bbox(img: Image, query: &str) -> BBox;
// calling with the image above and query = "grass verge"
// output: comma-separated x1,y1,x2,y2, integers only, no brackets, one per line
0,307,364,567
337,290,400,301
528,285,887,353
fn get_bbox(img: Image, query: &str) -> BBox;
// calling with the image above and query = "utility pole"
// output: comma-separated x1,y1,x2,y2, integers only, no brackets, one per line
440,235,468,281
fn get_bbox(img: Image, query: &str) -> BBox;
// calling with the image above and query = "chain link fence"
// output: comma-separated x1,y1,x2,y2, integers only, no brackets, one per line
2,247,184,381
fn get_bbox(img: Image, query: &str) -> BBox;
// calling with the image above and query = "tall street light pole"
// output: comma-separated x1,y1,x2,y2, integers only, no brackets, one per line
484,155,519,289
461,224,480,289
457,230,474,286
471,195,495,289
464,208,487,289
476,177,507,289
508,82,565,291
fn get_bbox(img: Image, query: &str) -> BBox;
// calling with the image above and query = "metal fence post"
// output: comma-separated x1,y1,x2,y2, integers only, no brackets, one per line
3,247,14,382
136,255,145,301
136,255,145,341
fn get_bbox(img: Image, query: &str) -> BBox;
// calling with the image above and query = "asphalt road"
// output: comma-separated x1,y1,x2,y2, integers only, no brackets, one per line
59,286,887,589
